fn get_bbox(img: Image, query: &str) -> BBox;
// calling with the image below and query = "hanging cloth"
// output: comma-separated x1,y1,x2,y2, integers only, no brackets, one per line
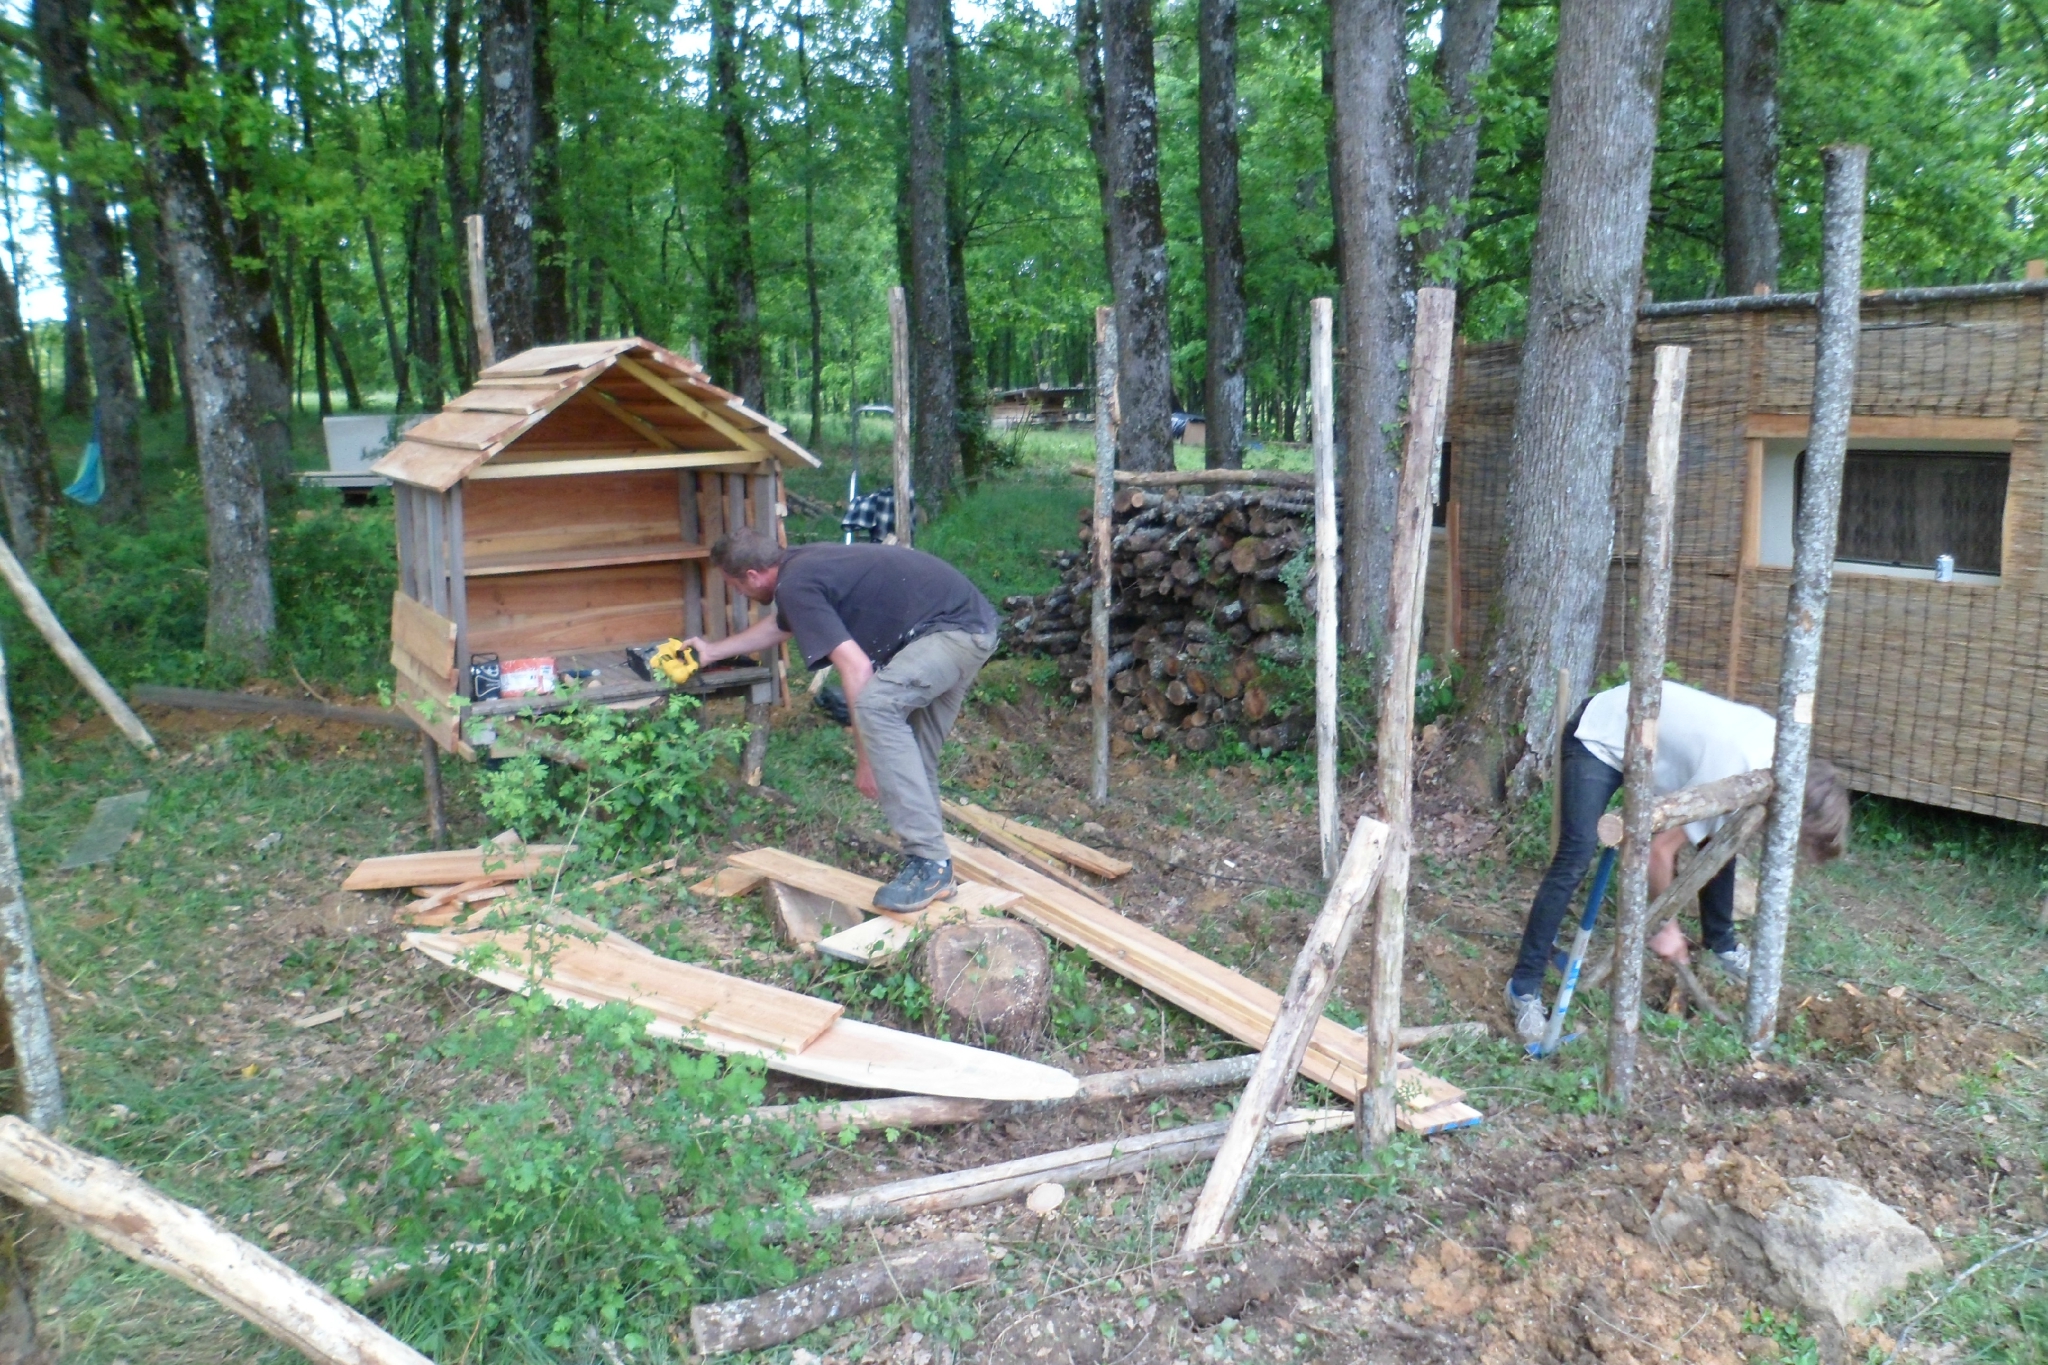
62,409,103,505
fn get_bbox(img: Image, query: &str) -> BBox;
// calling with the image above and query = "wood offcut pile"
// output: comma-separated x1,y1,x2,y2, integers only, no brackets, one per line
1004,484,1316,752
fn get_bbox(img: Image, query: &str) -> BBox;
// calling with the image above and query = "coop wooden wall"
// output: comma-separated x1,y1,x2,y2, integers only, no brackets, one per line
1446,293,2048,825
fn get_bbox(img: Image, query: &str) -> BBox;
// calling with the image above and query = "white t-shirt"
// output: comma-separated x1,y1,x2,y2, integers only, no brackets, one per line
1574,681,1776,843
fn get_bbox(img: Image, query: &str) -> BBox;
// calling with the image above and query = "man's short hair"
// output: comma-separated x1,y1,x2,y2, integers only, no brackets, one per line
1800,757,1850,863
709,527,784,576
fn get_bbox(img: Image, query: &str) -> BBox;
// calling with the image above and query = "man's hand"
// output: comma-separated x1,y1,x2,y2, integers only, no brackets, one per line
680,636,720,665
854,759,879,800
1648,918,1691,964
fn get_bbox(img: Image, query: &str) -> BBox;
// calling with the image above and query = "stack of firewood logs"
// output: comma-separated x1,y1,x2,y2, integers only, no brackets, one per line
1003,486,1316,752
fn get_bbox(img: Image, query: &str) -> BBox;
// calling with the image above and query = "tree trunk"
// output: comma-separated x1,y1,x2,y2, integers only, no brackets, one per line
120,0,277,669
1098,0,1173,473
1722,0,1782,294
706,0,763,408
583,256,605,339
309,260,333,417
364,217,411,409
797,2,824,448
478,0,536,360
402,0,446,406
1330,0,1414,654
52,196,88,421
35,0,147,521
1196,0,1245,470
0,260,55,558
531,0,569,344
317,269,364,412
1073,0,1118,293
903,0,959,503
944,20,986,483
130,211,179,414
1413,0,1501,284
1479,0,1675,802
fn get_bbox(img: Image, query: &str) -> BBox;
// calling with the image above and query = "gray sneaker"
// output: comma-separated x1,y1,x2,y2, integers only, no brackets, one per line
875,856,957,912
1504,981,1548,1045
1711,943,1751,987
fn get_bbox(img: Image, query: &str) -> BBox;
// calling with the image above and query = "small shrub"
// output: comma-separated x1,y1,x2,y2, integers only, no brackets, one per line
475,693,743,863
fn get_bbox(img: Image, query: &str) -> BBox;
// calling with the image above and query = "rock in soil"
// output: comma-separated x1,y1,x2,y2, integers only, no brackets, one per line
916,920,1051,1053
1651,1158,1943,1327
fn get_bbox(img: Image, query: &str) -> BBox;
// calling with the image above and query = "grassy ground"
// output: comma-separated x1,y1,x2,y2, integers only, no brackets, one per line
10,412,2048,1362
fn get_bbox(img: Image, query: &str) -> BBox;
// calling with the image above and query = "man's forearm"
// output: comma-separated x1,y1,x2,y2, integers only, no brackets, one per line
695,617,790,664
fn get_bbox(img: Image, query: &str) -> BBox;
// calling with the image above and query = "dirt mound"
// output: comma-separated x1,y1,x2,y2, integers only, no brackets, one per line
1796,984,2033,1096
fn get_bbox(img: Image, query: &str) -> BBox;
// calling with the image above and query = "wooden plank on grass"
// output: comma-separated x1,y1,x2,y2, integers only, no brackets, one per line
726,848,897,917
943,803,1132,878
691,864,768,898
413,927,842,1052
945,836,1474,1131
342,844,570,891
939,804,1111,905
815,885,1021,964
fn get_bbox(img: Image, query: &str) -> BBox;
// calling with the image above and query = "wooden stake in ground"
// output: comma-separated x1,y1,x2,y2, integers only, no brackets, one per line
1604,344,1689,1109
888,285,913,547
0,1117,431,1365
692,1237,989,1355
1091,305,1118,806
1746,145,1868,1056
0,535,157,757
1309,297,1340,877
1181,817,1390,1253
420,734,447,849
1361,287,1457,1148
464,213,495,369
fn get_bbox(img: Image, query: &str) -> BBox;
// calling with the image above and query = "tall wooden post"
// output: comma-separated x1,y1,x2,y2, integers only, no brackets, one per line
1745,145,1868,1054
0,646,62,1135
1604,344,1689,1109
1181,816,1390,1252
464,214,495,370
1090,307,1118,806
1360,287,1456,1146
1310,298,1339,877
888,286,913,547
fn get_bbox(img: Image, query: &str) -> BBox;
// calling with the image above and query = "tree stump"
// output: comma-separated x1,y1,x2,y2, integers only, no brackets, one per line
915,920,1050,1053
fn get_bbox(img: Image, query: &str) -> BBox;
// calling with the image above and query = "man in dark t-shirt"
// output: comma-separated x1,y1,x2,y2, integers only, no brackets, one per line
684,527,999,910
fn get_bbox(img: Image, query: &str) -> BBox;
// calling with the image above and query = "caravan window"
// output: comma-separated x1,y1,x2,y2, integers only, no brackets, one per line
1759,444,2009,579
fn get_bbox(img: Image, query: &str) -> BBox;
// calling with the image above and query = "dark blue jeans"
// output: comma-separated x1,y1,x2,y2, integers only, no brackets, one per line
1510,724,1739,997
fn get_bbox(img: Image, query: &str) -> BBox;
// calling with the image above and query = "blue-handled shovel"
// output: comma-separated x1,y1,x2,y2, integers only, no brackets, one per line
1529,846,1616,1058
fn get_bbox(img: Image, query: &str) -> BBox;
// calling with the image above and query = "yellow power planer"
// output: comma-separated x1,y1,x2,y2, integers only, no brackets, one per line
627,639,703,687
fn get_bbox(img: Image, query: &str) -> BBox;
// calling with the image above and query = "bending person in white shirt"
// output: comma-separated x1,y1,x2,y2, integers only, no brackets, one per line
1503,681,1850,1044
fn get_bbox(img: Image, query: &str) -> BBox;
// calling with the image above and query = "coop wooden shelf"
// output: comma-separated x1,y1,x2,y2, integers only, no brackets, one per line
463,541,712,577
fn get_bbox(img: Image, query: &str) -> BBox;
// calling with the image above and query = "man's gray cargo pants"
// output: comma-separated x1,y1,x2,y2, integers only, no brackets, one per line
852,629,998,861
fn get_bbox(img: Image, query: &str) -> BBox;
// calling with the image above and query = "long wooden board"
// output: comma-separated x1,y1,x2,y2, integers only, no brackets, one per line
815,888,1021,965
407,930,1079,1102
342,845,571,892
943,804,1134,879
944,837,1479,1134
408,927,841,1052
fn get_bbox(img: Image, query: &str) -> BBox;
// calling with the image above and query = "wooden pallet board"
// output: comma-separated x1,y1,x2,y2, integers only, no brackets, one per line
408,927,842,1052
814,888,1021,965
406,928,1079,1102
944,837,1479,1134
342,845,571,892
943,804,1133,879
726,849,894,915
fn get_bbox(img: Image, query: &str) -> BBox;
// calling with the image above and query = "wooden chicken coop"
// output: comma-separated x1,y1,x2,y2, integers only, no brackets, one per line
374,338,821,756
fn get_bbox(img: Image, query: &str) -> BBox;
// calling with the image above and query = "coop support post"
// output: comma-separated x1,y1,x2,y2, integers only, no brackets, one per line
1361,287,1456,1146
1090,306,1118,806
420,732,447,849
1181,817,1390,1254
0,689,62,1134
1604,345,1689,1109
1746,145,1868,1055
888,286,913,547
1308,299,1340,876
0,535,157,757
464,214,495,370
